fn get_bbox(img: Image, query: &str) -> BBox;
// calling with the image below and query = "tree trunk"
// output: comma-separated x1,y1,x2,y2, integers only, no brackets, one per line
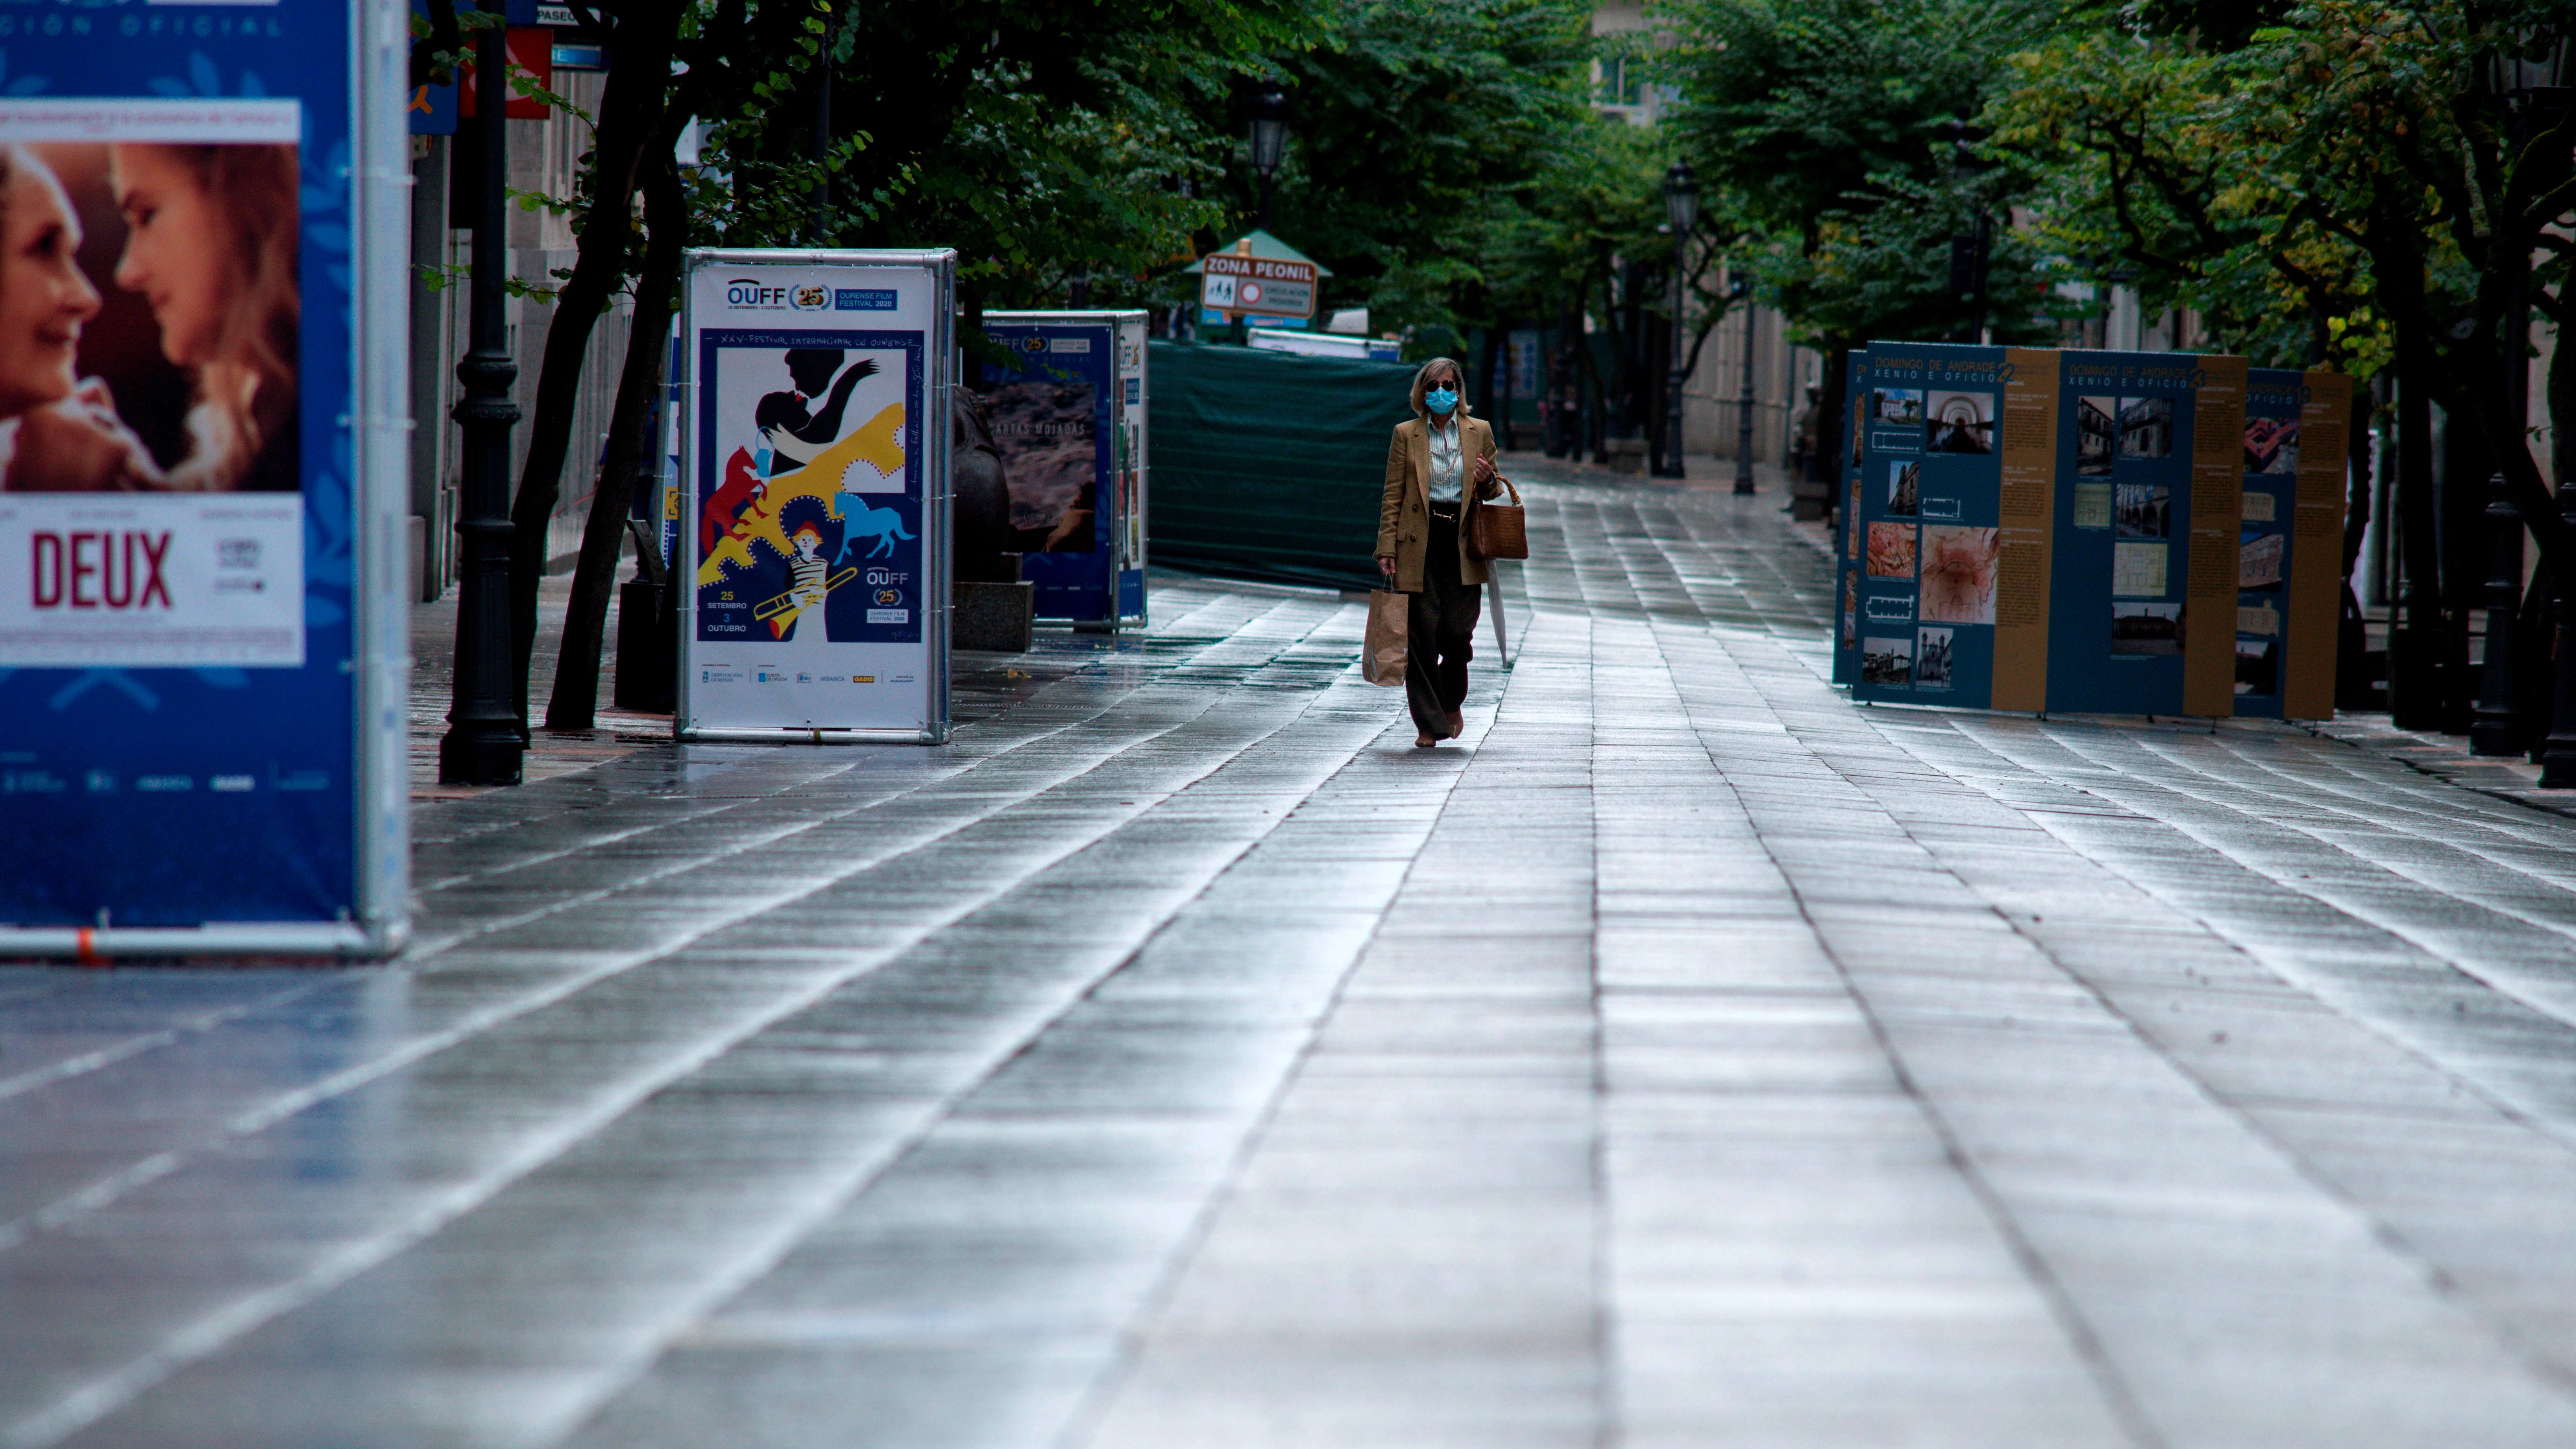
1573,272,1614,463
2548,307,2576,492
2340,384,2374,581
2392,324,2444,729
503,2,681,730
545,156,687,733
1475,323,1501,424
1818,338,1852,531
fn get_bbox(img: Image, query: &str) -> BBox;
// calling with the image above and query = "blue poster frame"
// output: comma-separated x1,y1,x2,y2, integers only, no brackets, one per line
0,0,411,956
980,310,1149,628
1849,343,2011,706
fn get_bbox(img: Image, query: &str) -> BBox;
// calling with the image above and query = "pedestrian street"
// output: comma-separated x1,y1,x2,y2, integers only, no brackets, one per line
7,458,2576,1447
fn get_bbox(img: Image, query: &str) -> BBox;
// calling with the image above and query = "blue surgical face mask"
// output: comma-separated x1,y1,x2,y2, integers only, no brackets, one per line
1426,386,1458,415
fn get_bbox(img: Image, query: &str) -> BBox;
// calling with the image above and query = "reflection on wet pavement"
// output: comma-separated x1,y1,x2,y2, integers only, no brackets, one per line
9,457,2576,1447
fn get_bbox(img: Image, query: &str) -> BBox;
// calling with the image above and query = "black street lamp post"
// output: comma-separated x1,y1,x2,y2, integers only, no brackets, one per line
440,9,525,786
1937,117,1991,344
1249,85,1290,231
1731,274,1755,495
1660,161,1697,481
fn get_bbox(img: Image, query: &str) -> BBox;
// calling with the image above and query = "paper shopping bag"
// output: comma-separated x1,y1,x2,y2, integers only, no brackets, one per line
1362,590,1408,686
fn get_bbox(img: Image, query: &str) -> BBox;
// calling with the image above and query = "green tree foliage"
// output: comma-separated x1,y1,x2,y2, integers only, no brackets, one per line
702,0,1300,312
1478,113,1754,434
1992,1,2574,555
1229,0,1595,337
1995,18,2399,373
1663,0,2070,352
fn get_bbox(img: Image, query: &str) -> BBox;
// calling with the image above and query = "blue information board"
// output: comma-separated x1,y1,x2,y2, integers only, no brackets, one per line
2043,350,2214,715
1849,343,2015,705
1839,342,2256,719
0,0,410,954
981,312,1147,627
2234,369,2303,717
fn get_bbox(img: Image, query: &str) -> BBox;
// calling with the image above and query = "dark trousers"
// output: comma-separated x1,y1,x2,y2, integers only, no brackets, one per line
1407,508,1480,734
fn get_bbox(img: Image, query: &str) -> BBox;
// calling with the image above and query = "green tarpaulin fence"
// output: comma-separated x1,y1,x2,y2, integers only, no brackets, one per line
1147,340,1418,593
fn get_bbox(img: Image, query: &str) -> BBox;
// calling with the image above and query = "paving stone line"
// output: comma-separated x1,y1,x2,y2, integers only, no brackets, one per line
0,601,1373,1448
1569,483,2576,1445
567,684,1507,1449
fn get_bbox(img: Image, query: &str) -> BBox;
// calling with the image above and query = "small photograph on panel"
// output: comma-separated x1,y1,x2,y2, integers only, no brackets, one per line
1873,388,1925,427
1914,626,1955,690
2072,479,2114,529
1866,521,1917,578
2076,396,2118,476
1919,526,1999,625
1862,633,1916,685
1842,573,1858,647
2117,396,2175,458
2245,417,2298,475
1887,460,1920,516
2239,530,2284,591
2115,481,2171,538
1925,391,1995,453
2235,638,2279,695
2111,600,2184,656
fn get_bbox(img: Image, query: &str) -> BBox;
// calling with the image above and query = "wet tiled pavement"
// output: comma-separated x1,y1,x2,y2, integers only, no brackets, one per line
8,458,2576,1446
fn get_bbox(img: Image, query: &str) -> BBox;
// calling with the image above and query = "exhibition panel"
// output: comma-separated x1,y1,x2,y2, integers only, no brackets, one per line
1836,343,2340,722
676,250,955,744
0,0,412,954
981,312,1149,628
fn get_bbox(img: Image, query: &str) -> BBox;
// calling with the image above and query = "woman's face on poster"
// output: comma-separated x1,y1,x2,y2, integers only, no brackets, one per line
110,146,225,368
0,151,103,416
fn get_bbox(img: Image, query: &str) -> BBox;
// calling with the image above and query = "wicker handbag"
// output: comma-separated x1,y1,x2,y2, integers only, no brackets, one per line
1467,478,1528,561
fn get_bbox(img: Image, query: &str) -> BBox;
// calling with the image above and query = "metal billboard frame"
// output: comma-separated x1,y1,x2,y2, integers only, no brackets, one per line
0,0,413,961
674,248,956,746
980,309,1149,630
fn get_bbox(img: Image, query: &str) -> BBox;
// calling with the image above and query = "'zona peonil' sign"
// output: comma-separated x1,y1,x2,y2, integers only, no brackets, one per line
1199,253,1317,322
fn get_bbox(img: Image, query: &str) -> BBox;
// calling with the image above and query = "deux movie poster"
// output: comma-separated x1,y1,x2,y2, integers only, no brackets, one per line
0,0,404,948
0,104,307,671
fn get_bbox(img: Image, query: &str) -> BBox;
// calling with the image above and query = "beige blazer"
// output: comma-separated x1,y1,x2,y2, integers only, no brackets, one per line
1375,413,1501,593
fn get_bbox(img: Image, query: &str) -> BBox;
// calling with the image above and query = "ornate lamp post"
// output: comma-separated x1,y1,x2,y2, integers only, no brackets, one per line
1249,85,1291,231
440,5,525,786
1659,161,1698,480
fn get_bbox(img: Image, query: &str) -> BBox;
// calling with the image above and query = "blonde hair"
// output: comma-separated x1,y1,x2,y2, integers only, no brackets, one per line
1408,357,1471,421
143,144,299,489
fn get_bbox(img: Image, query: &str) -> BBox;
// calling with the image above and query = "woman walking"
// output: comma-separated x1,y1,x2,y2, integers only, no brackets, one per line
1377,358,1503,748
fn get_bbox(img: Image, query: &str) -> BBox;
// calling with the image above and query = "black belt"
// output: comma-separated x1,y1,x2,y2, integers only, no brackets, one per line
1428,499,1462,520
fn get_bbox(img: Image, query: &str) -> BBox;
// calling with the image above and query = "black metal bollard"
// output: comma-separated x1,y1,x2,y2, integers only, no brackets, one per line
2471,473,2524,754
2535,482,2576,786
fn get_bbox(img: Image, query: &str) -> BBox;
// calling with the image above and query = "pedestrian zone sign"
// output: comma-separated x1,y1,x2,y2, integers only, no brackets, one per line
1200,253,1317,322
